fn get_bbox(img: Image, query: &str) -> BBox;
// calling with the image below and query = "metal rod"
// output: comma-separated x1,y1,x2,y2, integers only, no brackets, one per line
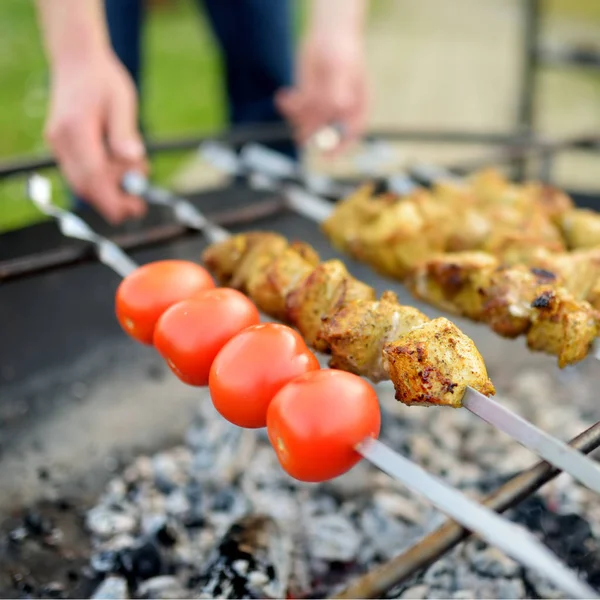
2,128,598,179
0,198,286,283
333,421,600,599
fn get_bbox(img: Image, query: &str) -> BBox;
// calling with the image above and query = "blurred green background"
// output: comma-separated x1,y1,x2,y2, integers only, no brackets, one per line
0,0,599,233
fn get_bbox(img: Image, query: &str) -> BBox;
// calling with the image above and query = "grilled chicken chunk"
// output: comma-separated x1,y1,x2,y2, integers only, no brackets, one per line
319,291,429,382
408,252,599,365
202,233,495,407
383,317,495,408
321,169,599,366
527,289,599,367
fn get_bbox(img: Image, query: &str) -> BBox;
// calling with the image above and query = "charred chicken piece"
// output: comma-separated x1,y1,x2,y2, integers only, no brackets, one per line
202,233,495,407
408,252,599,365
407,251,500,318
527,288,600,367
383,317,495,408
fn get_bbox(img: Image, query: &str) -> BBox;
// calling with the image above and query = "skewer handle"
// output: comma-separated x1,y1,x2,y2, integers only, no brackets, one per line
26,175,138,278
121,171,229,244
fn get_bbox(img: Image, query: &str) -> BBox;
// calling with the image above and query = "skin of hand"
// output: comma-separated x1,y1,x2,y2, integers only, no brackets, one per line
276,3,369,154
45,51,148,224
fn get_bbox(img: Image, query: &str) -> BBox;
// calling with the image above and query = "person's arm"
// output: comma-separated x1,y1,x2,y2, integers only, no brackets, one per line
35,1,147,224
36,0,111,70
276,0,369,153
306,0,368,40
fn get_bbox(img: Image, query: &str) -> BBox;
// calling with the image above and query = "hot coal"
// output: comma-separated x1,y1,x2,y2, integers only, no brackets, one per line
510,496,600,590
5,370,599,599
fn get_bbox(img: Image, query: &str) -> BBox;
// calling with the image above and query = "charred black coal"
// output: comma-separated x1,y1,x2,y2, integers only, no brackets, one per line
190,515,288,599
511,495,600,589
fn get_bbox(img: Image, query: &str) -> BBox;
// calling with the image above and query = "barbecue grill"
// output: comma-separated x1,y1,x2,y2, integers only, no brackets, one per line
2,125,600,599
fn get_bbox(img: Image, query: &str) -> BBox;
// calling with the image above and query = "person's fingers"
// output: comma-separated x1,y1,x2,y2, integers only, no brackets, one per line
326,79,368,157
57,121,131,224
113,164,148,220
105,87,145,164
47,113,124,223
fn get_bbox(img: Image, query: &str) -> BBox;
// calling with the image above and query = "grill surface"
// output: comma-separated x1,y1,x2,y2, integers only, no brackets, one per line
2,132,600,598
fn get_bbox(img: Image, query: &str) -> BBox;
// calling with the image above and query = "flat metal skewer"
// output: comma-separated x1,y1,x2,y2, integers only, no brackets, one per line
121,171,229,244
24,173,595,599
358,438,597,599
26,175,137,278
200,142,600,496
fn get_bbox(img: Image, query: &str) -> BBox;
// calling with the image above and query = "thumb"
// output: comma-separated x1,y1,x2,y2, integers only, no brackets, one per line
106,91,145,163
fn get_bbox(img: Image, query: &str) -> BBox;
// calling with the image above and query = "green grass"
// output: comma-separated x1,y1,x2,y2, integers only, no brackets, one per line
0,0,225,233
546,0,600,22
1,0,598,233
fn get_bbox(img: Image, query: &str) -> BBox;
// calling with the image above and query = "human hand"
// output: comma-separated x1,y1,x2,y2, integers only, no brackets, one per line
45,51,147,224
276,29,368,155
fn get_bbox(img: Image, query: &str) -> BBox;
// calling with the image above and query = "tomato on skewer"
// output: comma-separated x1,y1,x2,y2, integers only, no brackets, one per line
267,369,381,482
209,323,320,428
153,288,260,386
116,260,215,345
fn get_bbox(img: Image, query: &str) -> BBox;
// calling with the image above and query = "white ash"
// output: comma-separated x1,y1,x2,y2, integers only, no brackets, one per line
85,370,600,599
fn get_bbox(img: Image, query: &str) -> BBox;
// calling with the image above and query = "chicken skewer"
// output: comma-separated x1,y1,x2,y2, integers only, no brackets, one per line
199,142,600,492
25,174,597,599
202,229,600,494
316,178,600,366
121,170,230,244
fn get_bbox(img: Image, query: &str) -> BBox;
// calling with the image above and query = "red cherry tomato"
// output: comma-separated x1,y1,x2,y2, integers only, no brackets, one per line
267,369,381,482
116,260,215,345
209,323,320,429
153,288,260,386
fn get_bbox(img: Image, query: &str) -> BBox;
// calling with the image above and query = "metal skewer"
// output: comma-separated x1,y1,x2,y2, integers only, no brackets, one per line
24,173,596,599
199,142,600,497
26,176,137,278
357,438,597,600
121,171,229,244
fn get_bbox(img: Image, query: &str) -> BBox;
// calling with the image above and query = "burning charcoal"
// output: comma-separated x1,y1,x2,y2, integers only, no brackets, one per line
91,550,120,574
86,505,138,539
164,489,191,518
8,525,28,543
373,490,423,525
91,575,129,599
40,581,66,599
423,557,456,591
104,478,128,504
360,506,410,560
137,576,188,599
492,578,526,599
152,449,192,494
211,488,237,512
91,535,137,574
153,522,179,549
115,541,165,586
466,544,520,579
398,584,429,599
123,456,153,485
191,514,291,599
24,510,54,536
306,514,361,563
